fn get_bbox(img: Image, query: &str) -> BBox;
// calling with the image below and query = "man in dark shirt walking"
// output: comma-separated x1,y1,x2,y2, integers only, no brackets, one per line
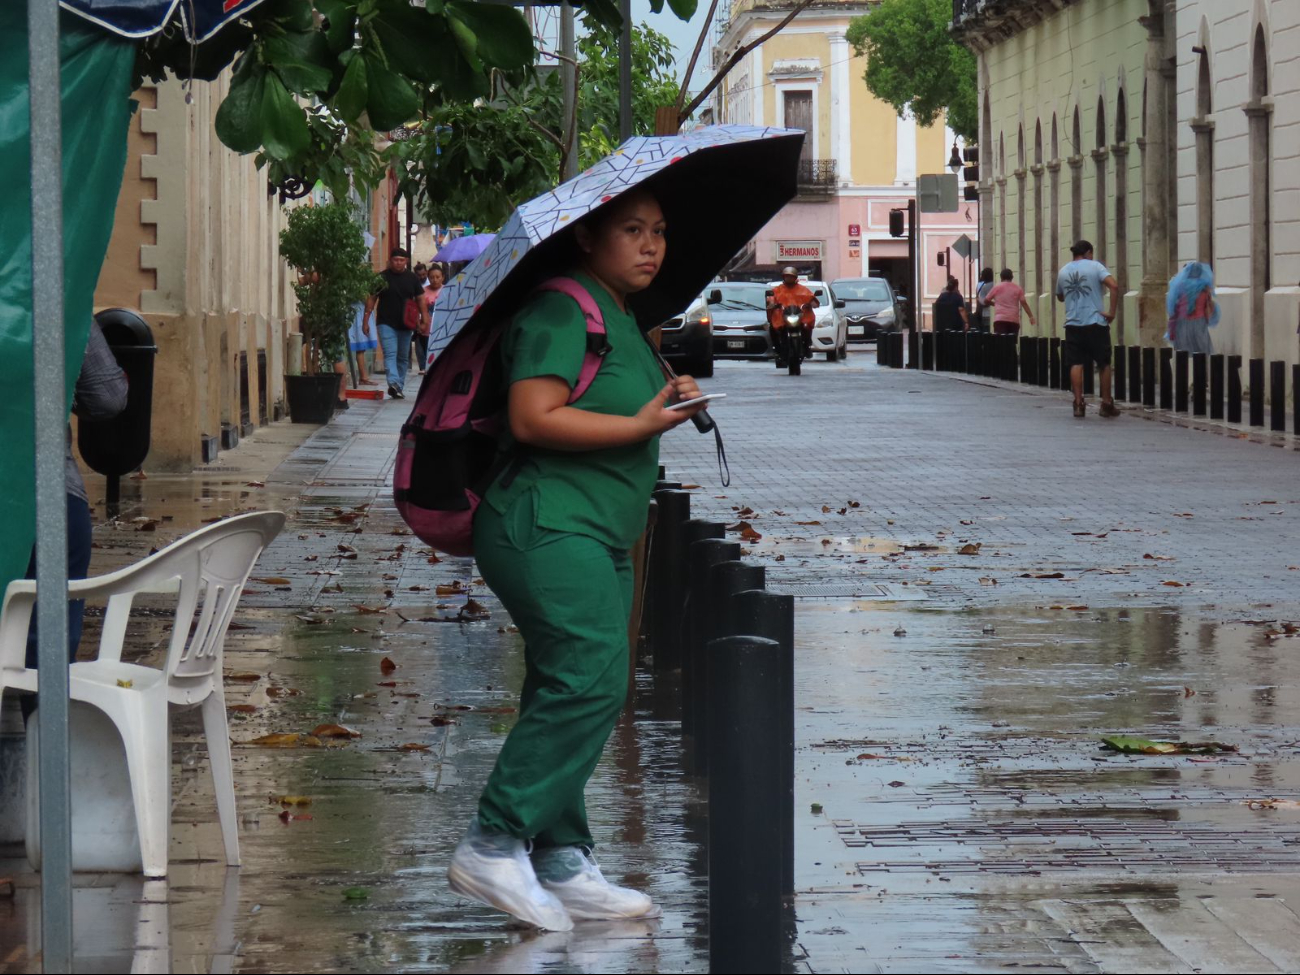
364,247,426,399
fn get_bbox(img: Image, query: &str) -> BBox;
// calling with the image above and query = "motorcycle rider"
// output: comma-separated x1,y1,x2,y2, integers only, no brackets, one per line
767,266,819,366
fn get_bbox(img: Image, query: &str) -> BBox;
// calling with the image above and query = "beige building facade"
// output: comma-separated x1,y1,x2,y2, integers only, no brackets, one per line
94,73,397,473
714,0,980,326
957,0,1300,378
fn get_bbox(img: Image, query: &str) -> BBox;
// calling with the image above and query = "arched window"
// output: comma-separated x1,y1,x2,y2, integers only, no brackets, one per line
1248,23,1272,357
1114,87,1129,340
998,131,1007,269
1195,42,1214,263
1071,105,1083,244
1094,95,1108,263
1034,120,1044,308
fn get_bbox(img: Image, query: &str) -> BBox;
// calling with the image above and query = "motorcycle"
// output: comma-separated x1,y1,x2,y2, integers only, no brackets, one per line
775,305,811,376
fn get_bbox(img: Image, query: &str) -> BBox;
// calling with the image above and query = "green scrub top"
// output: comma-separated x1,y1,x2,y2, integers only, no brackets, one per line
483,271,664,552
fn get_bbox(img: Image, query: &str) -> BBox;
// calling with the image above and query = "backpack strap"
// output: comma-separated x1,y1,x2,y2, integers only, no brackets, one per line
534,277,609,404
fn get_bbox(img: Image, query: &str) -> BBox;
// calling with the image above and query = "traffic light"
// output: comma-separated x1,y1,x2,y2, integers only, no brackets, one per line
889,209,905,238
962,145,980,202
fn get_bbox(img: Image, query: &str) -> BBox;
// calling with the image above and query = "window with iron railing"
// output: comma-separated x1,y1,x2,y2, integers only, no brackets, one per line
797,159,838,188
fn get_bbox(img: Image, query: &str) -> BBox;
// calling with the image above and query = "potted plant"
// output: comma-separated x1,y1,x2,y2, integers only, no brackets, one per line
279,201,380,423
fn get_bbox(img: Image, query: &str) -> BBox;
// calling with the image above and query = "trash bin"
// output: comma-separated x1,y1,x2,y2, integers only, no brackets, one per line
77,308,157,506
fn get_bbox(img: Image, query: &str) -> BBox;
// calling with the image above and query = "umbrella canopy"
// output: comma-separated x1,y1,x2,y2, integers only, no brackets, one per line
62,0,269,40
428,124,804,356
434,233,496,264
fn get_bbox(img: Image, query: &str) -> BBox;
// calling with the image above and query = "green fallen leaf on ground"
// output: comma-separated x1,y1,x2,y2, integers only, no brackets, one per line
1101,735,1237,755
489,722,510,734
343,887,369,901
810,802,823,814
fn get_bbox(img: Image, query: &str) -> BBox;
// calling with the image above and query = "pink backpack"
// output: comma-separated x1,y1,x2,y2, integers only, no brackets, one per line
394,278,610,556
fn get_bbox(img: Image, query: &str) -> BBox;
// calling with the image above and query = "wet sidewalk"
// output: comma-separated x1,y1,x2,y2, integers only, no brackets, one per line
4,353,1300,972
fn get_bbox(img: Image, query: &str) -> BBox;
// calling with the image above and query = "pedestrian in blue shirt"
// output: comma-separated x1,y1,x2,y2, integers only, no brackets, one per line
1056,240,1121,417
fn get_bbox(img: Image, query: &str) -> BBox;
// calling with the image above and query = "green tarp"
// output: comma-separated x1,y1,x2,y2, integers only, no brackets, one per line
0,5,136,592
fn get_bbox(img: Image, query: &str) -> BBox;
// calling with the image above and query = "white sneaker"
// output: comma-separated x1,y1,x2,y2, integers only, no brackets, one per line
532,846,659,921
448,823,574,931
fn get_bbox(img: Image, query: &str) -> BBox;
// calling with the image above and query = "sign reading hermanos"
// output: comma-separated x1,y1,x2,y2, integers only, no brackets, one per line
775,240,824,262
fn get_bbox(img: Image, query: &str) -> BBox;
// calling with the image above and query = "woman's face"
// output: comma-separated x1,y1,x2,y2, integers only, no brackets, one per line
579,193,666,296
430,267,445,287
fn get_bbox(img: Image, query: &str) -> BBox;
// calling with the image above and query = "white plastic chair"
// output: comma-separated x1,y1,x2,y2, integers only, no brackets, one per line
0,510,286,878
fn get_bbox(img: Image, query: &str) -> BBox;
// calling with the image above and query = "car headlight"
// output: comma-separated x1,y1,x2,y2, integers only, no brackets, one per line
686,310,711,327
873,306,895,322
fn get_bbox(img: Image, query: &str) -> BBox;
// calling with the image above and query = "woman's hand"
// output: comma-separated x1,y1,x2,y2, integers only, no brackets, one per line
634,379,705,436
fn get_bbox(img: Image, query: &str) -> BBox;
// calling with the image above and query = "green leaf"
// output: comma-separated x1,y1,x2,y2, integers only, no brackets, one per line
665,0,698,20
215,59,267,154
261,72,312,160
265,33,334,93
445,14,482,71
317,0,358,52
364,55,419,131
334,52,369,122
465,141,487,171
371,4,442,84
265,0,315,32
1100,735,1237,755
445,2,534,69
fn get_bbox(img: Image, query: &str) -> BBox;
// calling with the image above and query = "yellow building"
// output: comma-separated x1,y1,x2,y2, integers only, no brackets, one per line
713,0,980,323
94,74,396,472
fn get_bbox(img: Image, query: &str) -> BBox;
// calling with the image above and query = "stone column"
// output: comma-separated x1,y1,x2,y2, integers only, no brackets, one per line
830,33,852,185
1138,0,1172,347
1047,159,1061,335
895,108,917,186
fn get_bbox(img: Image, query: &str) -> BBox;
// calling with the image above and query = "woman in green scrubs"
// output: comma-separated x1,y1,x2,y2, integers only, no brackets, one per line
447,188,706,930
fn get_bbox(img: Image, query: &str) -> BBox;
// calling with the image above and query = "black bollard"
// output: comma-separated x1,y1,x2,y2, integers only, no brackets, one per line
1193,353,1208,416
654,480,682,492
986,333,999,378
1020,337,1033,384
1210,354,1225,420
1228,355,1243,423
1271,360,1286,432
1038,336,1050,388
1250,359,1265,427
728,589,796,897
1049,338,1061,389
1294,364,1300,435
1159,348,1173,410
694,560,765,774
649,489,691,672
907,328,919,369
657,464,666,480
1175,350,1189,412
895,331,907,369
707,635,784,975
1143,347,1157,408
1005,334,1019,382
876,334,886,366
1114,345,1127,401
1128,345,1141,403
682,538,742,739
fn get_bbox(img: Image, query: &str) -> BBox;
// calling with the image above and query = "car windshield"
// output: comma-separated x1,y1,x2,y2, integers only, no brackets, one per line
711,284,768,310
834,280,892,301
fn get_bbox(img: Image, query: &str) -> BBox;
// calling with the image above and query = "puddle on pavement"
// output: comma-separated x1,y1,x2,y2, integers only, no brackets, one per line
747,534,946,557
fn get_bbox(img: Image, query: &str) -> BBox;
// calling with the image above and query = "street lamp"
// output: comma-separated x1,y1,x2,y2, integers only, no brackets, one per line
948,141,963,174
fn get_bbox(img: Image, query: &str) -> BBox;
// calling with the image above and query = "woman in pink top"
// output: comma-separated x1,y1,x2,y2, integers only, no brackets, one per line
985,268,1037,335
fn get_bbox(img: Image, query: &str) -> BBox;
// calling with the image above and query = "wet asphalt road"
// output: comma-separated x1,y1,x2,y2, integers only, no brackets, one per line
5,352,1300,973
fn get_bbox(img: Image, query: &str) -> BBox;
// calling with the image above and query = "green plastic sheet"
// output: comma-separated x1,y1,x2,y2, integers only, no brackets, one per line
0,5,136,592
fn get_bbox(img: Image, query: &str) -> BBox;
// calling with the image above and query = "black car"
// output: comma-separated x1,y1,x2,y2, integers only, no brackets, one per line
659,295,714,377
706,281,773,359
831,277,901,342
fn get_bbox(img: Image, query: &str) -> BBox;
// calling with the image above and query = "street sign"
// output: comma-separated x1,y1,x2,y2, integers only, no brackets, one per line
848,223,861,237
918,173,959,213
776,240,824,261
951,234,974,260
848,238,861,248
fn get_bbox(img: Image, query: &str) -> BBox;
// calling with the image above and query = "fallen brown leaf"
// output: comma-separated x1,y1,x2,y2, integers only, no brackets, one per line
436,582,467,596
380,657,397,674
274,795,312,806
247,733,320,748
795,520,822,526
266,686,301,698
430,715,458,726
278,810,313,823
227,704,259,713
353,604,386,615
311,723,361,739
958,542,981,555
399,743,431,751
1162,580,1186,587
225,673,261,683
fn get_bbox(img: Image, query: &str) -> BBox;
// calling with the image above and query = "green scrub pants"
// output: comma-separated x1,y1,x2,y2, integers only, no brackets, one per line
473,489,633,850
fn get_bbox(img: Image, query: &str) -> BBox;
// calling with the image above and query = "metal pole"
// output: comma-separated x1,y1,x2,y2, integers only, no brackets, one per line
560,2,579,181
619,0,633,142
28,0,74,968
